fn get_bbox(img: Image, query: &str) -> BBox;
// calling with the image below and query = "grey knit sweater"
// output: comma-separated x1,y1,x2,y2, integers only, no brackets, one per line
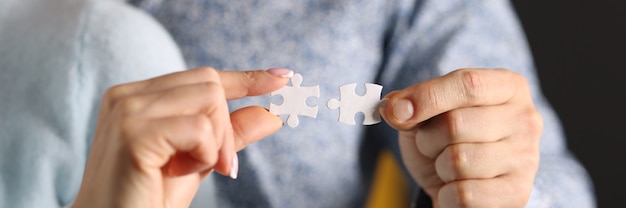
0,0,595,207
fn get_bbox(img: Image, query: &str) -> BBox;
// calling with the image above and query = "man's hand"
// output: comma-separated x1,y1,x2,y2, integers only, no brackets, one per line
380,69,542,207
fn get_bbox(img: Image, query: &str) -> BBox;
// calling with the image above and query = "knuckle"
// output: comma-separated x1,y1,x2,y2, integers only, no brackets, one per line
526,109,544,139
241,70,259,83
191,115,213,137
520,184,534,205
196,67,220,80
507,181,533,206
424,84,443,112
449,145,467,178
442,111,463,141
103,85,120,100
457,69,484,102
522,153,540,173
510,71,528,85
198,81,223,96
452,181,474,207
197,66,217,74
103,84,130,108
236,71,257,93
519,135,541,169
440,145,467,181
115,96,145,115
517,107,543,147
118,117,142,144
509,70,532,94
117,117,172,170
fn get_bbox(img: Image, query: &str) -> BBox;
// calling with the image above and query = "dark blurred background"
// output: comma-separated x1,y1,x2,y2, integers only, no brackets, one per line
511,1,626,207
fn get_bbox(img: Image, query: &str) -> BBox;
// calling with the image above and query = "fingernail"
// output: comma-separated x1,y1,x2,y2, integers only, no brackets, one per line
267,68,293,78
230,153,239,179
393,99,413,122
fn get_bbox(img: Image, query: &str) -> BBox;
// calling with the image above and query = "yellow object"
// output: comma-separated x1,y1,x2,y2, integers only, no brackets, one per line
365,149,410,208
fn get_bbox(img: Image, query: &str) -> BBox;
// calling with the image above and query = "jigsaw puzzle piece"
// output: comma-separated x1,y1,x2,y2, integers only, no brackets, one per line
269,73,320,127
327,83,383,125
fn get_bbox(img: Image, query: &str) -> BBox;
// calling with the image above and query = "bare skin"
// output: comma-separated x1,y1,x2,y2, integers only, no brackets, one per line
380,68,543,208
74,67,541,208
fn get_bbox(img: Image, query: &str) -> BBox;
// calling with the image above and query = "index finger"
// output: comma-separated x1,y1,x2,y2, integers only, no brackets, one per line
219,68,292,100
381,68,529,130
105,67,291,103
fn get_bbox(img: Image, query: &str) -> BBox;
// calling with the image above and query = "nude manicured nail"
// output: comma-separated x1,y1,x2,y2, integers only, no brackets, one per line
267,68,293,78
393,99,414,122
230,153,239,179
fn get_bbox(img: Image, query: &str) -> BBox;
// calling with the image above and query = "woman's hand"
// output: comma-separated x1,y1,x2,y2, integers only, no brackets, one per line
73,67,292,208
380,69,543,207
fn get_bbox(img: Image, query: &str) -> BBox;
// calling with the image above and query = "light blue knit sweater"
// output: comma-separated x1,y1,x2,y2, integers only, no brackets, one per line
0,0,595,207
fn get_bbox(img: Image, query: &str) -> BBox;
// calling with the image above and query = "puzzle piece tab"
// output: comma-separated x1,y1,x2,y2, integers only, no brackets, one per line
327,83,383,125
269,73,320,128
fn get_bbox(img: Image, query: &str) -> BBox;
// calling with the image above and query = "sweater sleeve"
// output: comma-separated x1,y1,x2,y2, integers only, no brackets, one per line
0,0,187,207
376,0,596,207
77,0,187,152
71,0,190,205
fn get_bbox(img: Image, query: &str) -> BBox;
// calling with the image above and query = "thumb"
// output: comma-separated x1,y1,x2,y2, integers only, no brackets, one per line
219,68,293,100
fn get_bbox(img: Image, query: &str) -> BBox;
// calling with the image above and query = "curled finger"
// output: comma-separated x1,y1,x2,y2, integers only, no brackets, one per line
125,115,220,177
414,104,526,158
437,174,535,208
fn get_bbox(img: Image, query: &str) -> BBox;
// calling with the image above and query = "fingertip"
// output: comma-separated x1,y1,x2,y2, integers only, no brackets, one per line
379,91,398,118
264,68,291,91
229,153,239,179
392,98,414,122
212,122,235,176
213,150,233,177
231,106,283,151
266,68,293,78
264,108,286,127
380,90,416,126
378,98,389,110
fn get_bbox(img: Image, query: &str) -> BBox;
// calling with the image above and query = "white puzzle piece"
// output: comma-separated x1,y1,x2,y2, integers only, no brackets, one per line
269,73,320,127
327,83,383,125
